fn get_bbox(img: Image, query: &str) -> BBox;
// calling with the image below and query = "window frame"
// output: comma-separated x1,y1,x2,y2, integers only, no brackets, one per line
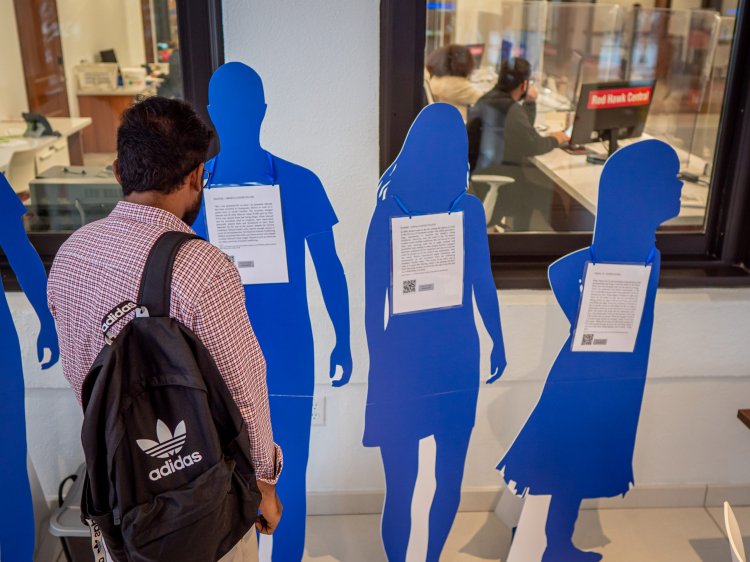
0,0,225,291
381,0,750,288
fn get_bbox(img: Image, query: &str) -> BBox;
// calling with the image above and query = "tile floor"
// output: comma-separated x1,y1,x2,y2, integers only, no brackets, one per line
300,507,750,561
52,507,748,561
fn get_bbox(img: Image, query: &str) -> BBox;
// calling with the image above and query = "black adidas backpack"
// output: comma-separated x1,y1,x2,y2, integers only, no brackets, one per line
80,231,262,562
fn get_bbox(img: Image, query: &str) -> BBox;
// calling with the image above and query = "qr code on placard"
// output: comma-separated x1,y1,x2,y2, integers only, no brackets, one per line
403,279,416,294
581,333,594,346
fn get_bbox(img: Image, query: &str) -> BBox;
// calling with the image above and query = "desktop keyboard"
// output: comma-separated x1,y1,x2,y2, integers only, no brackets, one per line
560,142,587,155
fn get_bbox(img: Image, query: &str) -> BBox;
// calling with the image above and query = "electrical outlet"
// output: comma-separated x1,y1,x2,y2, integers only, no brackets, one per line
311,396,326,426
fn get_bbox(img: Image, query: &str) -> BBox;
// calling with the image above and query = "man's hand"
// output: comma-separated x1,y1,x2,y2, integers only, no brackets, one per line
550,131,570,145
256,481,283,535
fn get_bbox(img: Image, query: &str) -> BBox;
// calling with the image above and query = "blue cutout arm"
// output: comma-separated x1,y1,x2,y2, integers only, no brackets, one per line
0,214,59,369
364,207,389,358
307,230,352,387
465,199,507,384
548,248,590,326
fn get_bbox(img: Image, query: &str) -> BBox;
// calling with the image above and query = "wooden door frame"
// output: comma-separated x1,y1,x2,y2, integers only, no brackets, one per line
13,0,71,117
141,0,156,64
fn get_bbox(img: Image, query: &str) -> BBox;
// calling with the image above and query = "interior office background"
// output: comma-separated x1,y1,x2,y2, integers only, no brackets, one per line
0,0,179,117
1,0,749,540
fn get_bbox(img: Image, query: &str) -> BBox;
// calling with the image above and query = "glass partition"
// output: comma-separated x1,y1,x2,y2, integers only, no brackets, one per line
0,0,184,234
425,1,735,235
634,9,720,166
689,15,735,176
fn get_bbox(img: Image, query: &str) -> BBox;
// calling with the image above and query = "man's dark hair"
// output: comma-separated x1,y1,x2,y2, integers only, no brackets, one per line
498,58,532,93
117,96,213,195
426,45,475,79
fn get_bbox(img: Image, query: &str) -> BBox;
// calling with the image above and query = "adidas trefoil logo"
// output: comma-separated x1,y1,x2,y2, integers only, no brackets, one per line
137,420,187,458
136,420,204,481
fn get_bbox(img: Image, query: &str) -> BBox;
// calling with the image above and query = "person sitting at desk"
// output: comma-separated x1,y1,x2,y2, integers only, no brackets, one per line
425,45,483,122
157,45,183,99
468,58,569,231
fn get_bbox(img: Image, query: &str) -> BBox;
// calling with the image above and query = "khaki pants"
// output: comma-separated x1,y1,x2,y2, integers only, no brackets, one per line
219,531,259,562
104,531,258,562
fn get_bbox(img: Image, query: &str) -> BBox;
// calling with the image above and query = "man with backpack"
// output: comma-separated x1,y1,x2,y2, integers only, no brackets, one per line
48,96,282,561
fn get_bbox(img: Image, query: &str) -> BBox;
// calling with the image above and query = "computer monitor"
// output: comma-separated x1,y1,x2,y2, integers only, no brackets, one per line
567,51,584,105
100,49,118,64
465,44,485,68
569,79,656,157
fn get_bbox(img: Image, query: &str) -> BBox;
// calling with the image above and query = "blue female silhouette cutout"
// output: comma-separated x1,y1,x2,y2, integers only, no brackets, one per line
192,62,352,562
499,139,683,562
0,173,59,561
364,103,507,562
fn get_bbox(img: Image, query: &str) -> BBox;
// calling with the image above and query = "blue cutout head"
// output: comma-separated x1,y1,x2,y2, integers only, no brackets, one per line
383,103,468,206
596,139,683,233
208,62,267,143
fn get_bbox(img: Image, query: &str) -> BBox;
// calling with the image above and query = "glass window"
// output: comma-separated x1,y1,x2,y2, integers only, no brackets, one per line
0,0,183,235
423,0,737,236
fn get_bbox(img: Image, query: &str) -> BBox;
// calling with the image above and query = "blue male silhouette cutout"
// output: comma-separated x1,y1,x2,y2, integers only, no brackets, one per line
0,174,59,561
499,139,683,561
364,103,507,562
192,62,352,561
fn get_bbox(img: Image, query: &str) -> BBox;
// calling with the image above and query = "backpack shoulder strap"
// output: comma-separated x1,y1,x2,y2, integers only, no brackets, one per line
138,231,200,318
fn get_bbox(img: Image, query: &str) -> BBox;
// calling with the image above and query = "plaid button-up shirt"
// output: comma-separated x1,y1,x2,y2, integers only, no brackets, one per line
48,201,281,483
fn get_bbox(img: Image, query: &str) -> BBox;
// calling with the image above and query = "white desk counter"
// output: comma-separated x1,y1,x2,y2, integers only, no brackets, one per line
0,117,91,151
0,117,92,194
77,87,151,97
531,135,709,227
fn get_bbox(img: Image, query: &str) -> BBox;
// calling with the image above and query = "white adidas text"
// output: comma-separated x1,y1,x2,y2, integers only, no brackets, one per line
149,452,204,481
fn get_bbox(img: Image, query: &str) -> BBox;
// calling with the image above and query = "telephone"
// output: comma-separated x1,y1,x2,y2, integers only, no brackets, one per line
22,112,61,138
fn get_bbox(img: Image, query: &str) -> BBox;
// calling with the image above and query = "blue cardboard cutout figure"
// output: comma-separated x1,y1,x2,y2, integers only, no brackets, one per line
364,103,507,562
0,173,59,561
192,62,352,561
499,139,682,562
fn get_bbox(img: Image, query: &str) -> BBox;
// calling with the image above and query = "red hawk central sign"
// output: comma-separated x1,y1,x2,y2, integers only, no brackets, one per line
587,86,653,110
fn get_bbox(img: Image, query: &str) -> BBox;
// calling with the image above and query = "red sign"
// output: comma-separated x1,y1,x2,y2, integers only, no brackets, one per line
587,86,653,110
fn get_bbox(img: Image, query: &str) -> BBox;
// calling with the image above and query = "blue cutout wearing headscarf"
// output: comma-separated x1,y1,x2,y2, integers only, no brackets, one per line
193,62,352,561
0,174,59,561
499,139,683,562
364,103,507,562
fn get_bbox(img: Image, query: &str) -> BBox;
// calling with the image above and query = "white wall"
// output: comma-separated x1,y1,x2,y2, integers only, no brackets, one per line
454,0,502,46
16,286,750,500
15,0,750,506
57,0,146,116
0,0,29,119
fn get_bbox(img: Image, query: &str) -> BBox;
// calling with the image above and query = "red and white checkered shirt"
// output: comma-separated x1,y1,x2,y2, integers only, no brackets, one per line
48,201,282,483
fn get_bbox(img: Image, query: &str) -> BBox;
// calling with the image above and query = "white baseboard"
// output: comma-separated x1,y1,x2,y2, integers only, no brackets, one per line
307,483,750,516
581,484,707,510
48,484,750,519
705,484,750,508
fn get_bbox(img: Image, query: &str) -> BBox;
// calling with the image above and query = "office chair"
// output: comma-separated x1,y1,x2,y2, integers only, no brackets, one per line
472,173,514,227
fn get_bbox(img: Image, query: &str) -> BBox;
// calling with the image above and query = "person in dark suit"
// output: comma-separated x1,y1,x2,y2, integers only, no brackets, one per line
468,58,569,231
